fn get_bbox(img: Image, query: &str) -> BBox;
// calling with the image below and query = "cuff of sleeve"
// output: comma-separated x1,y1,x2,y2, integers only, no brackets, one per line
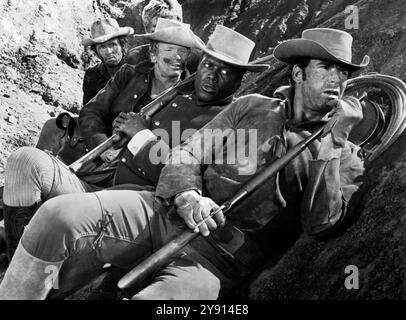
127,129,156,156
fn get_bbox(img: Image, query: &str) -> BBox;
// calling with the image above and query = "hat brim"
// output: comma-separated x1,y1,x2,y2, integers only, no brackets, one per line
274,38,369,71
82,27,134,47
195,42,269,72
133,27,205,50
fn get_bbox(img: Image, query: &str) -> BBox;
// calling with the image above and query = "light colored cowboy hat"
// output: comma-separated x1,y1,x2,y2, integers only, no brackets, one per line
273,28,369,70
133,18,204,49
82,18,134,47
196,25,269,72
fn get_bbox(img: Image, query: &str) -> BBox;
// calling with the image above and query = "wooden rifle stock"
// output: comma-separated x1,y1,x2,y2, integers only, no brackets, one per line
68,74,196,174
117,125,325,290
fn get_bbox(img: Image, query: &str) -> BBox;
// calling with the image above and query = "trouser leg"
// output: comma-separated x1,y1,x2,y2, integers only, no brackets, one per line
13,190,166,298
5,189,232,299
2,147,93,259
133,245,235,300
3,146,90,207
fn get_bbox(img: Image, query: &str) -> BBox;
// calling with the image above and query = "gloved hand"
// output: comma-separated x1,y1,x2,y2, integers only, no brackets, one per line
322,96,363,147
174,190,225,237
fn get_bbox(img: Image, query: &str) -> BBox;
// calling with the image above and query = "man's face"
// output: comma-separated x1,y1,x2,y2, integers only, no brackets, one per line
195,55,244,103
151,42,189,79
299,59,350,114
95,38,123,67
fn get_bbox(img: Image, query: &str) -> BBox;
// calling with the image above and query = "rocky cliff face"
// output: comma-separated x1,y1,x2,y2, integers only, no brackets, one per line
0,0,405,299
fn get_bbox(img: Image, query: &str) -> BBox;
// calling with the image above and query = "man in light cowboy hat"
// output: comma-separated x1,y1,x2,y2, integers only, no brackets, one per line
0,18,199,262
0,25,269,299
126,0,202,75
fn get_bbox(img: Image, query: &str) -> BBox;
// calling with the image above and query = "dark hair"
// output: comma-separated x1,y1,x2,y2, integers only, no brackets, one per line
287,57,354,85
90,36,128,59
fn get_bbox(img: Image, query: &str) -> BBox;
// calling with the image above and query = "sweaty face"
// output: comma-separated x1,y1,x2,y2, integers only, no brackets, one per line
300,59,350,114
95,38,124,67
195,55,244,103
151,42,189,79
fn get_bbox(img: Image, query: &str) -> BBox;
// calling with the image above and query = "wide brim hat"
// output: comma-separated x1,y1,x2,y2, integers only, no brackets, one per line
274,28,369,71
133,18,204,49
82,18,134,47
196,25,269,72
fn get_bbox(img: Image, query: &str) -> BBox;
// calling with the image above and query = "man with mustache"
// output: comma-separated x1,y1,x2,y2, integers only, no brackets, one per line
0,26,269,298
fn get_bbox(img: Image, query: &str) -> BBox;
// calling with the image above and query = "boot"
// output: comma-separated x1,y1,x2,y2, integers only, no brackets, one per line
0,243,63,300
0,220,6,255
3,203,39,261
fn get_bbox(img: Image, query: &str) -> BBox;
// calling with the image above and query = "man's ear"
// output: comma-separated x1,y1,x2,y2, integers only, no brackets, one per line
292,65,304,84
150,51,157,64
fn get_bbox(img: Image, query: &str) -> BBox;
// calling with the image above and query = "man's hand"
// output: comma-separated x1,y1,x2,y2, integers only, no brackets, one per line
100,147,122,163
111,112,150,149
113,112,150,139
323,96,363,147
174,190,225,237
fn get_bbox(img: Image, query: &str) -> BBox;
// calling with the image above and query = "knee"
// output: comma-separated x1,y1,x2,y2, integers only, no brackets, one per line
6,147,49,173
21,195,88,261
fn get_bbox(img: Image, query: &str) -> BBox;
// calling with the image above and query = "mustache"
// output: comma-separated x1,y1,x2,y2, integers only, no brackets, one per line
162,57,185,68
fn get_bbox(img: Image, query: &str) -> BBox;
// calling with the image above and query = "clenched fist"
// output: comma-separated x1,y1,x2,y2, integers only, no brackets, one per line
323,96,363,147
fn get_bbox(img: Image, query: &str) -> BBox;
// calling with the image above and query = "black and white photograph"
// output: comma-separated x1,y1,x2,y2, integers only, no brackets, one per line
0,0,404,307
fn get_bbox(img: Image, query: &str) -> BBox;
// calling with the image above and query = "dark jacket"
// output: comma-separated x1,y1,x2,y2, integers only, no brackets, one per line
113,86,231,186
82,46,152,106
82,59,126,105
79,59,232,187
79,61,155,149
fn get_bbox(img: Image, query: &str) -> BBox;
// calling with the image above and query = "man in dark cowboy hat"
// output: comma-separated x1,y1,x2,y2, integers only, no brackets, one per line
0,25,270,299
81,18,135,105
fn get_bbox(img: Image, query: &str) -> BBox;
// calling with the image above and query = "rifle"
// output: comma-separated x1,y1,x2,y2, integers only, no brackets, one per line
69,54,275,174
117,124,325,290
69,73,196,174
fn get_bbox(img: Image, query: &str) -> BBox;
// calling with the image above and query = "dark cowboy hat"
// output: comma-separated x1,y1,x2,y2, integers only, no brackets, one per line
274,28,369,71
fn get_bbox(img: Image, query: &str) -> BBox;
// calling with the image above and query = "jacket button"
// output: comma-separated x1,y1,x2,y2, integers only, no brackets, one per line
154,121,160,126
144,79,148,83
133,94,138,99
171,102,178,108
121,158,127,163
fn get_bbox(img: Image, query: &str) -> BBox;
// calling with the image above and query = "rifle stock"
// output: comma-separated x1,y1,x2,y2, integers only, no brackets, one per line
117,125,325,290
